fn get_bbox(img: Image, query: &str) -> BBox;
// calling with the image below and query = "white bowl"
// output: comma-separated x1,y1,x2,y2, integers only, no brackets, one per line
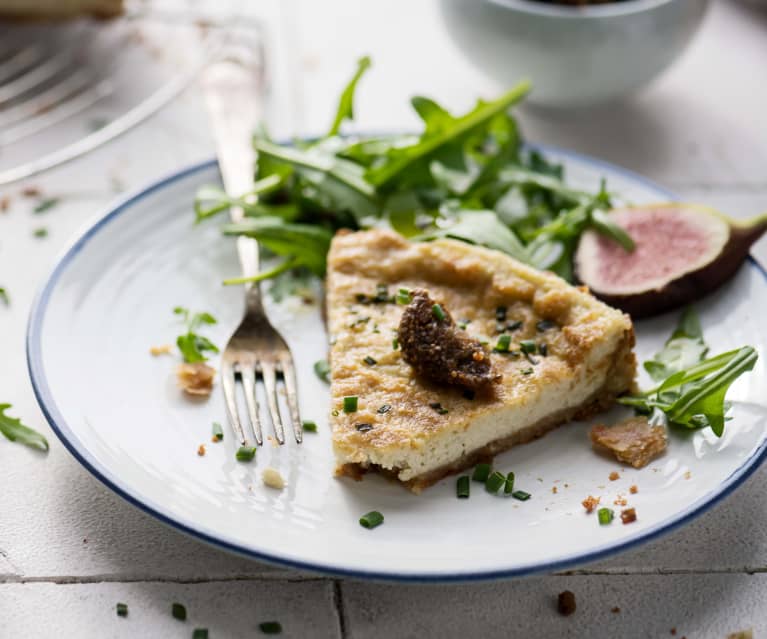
439,0,710,107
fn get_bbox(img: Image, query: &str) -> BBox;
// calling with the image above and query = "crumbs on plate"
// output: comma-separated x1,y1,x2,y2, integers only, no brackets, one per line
150,344,173,356
177,362,215,396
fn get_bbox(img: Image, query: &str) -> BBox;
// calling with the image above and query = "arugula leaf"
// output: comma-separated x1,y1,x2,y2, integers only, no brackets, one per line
174,307,219,363
221,217,332,279
0,404,48,451
644,307,709,382
366,80,531,191
416,210,530,264
327,56,372,137
194,175,288,223
254,138,379,223
619,318,757,438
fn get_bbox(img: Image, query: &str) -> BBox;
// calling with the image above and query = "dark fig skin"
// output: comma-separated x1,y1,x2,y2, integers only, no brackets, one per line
576,206,767,319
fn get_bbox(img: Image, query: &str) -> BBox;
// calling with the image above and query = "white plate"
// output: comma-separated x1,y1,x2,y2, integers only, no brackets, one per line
27,146,767,581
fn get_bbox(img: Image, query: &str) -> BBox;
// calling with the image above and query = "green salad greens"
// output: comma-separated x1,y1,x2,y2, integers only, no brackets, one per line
619,308,757,437
194,57,633,288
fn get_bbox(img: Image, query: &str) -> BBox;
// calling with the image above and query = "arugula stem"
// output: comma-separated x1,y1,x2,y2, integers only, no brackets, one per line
223,256,301,286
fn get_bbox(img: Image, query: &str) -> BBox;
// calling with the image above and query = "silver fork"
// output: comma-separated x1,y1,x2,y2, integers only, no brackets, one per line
201,35,302,447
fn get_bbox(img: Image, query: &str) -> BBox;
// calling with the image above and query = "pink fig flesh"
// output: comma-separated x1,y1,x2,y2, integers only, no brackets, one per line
575,204,767,318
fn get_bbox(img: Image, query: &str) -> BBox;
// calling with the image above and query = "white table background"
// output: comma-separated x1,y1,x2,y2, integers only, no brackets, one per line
2,1,767,637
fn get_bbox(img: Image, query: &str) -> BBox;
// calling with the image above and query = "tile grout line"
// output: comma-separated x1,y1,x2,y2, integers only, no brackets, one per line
2,567,767,586
331,580,348,639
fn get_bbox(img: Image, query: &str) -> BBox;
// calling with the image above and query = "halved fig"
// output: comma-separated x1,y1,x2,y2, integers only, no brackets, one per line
575,204,767,318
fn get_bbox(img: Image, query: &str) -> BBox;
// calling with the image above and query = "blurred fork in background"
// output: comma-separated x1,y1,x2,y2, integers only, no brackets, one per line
0,3,264,185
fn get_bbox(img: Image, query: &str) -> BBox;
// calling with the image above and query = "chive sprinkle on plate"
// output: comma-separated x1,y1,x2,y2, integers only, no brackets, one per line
259,621,283,634
212,422,224,441
116,603,128,617
359,510,384,529
472,462,491,483
512,490,531,501
171,602,187,621
236,446,256,462
193,630,209,639
504,472,515,495
598,507,615,525
302,420,318,432
456,475,470,499
485,471,506,494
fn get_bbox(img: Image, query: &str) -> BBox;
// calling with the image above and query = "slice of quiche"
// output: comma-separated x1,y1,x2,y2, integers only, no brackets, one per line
327,229,637,493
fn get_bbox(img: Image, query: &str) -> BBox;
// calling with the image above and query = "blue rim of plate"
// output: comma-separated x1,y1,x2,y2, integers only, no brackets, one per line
26,144,767,582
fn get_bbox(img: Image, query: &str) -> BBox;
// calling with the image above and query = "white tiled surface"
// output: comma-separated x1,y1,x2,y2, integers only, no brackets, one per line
1,1,767,637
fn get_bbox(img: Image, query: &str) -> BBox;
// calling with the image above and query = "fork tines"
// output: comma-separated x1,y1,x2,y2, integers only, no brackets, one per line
222,354,302,447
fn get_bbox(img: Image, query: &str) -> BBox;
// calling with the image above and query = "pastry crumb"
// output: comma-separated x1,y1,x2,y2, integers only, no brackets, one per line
670,629,676,636
21,185,41,198
629,484,638,494
177,362,215,396
197,444,206,457
150,344,173,356
591,416,667,469
611,607,620,614
620,508,637,525
582,495,600,513
613,496,627,507
0,195,9,212
727,630,753,639
684,470,692,480
262,467,285,490
557,590,576,616
609,471,620,481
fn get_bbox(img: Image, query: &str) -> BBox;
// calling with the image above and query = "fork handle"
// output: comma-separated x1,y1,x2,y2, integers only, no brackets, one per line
202,44,264,310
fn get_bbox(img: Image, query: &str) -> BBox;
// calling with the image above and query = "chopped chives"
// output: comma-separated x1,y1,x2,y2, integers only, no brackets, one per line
116,603,128,617
396,288,411,305
539,343,548,357
33,227,48,238
536,319,556,332
506,320,523,332
521,368,534,375
472,463,491,482
519,339,537,354
259,621,283,634
432,303,446,321
495,306,507,321
429,402,448,415
33,197,59,214
193,630,209,639
302,420,318,432
355,423,373,432
504,472,515,495
494,335,511,352
313,359,330,383
512,490,531,501
598,508,614,525
363,355,377,366
236,446,256,462
377,404,392,414
212,422,224,441
171,602,187,621
392,337,399,350
485,471,506,494
343,396,358,413
457,475,470,498
359,510,384,529
457,319,470,330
